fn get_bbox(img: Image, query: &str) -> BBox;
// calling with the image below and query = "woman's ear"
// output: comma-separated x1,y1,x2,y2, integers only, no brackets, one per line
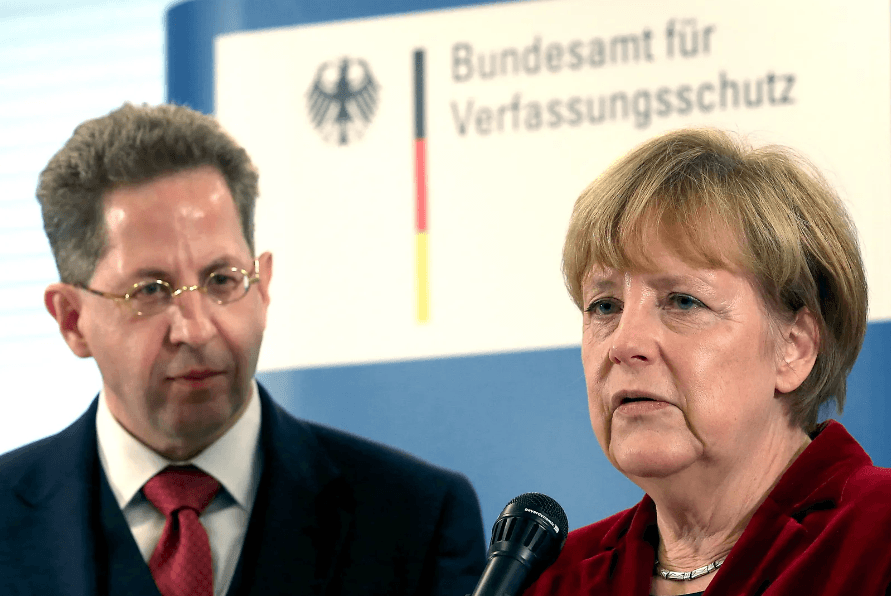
44,283,92,358
775,307,820,394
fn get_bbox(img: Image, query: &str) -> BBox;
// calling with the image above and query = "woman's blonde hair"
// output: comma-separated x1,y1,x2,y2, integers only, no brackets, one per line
563,128,867,432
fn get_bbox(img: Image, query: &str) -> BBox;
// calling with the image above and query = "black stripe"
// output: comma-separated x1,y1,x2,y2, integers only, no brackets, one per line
413,48,425,139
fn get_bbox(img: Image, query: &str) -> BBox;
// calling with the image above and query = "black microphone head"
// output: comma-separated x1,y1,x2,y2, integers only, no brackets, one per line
487,493,568,584
504,493,569,542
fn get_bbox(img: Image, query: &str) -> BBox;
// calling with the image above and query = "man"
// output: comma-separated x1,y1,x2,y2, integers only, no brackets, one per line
0,103,486,596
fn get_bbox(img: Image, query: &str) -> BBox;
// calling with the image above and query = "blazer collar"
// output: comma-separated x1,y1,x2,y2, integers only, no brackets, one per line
11,385,343,509
707,420,873,593
586,496,658,593
578,421,872,595
767,420,872,513
256,383,342,494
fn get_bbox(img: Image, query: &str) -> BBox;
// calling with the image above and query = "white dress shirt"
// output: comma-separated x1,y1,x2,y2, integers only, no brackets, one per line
96,382,263,596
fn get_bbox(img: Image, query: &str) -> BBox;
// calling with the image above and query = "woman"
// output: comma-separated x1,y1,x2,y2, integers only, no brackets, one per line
524,129,891,595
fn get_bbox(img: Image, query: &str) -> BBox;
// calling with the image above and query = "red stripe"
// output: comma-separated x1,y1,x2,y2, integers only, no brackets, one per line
415,138,427,232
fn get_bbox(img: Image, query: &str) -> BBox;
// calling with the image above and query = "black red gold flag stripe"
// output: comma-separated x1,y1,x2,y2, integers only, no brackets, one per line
414,49,429,322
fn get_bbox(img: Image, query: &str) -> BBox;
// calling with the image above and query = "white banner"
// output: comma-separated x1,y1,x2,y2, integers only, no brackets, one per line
216,0,891,370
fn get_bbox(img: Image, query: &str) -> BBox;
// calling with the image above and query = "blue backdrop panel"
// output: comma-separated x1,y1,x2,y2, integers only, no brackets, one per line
258,320,891,533
257,347,641,533
835,320,891,461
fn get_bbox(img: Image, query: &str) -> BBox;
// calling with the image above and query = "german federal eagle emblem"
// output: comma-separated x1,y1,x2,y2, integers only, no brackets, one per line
307,57,379,146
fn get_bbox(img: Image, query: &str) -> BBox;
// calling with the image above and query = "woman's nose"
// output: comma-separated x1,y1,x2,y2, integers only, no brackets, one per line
607,300,659,366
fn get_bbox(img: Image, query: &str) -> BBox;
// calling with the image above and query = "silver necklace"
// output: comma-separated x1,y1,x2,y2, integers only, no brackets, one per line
654,556,727,581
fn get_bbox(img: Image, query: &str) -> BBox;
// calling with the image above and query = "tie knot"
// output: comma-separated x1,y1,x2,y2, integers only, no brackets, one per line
143,466,221,517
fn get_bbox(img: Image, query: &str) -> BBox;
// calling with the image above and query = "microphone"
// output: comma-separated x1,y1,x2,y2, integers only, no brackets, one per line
470,493,568,596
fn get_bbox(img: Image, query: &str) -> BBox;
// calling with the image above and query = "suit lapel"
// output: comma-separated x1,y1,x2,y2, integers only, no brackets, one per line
96,466,162,596
231,387,353,596
7,388,356,596
8,400,102,596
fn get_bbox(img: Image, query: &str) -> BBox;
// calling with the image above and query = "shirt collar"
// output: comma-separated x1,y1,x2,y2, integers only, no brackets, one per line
96,381,262,510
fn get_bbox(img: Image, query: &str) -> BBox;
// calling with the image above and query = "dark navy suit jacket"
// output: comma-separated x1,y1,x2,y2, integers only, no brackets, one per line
0,384,486,595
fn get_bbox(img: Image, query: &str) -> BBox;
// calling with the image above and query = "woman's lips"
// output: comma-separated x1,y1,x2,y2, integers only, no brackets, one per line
609,389,676,417
611,390,668,411
614,397,670,415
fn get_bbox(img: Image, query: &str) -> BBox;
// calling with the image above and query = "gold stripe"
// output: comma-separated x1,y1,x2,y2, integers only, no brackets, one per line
416,233,429,322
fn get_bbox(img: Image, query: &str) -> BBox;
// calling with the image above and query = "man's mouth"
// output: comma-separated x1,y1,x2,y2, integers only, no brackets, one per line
172,369,223,381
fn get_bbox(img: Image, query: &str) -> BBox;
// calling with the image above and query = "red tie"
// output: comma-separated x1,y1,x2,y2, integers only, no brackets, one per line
143,466,221,596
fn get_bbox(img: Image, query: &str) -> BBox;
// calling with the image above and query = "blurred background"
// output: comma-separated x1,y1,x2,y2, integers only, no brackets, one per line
0,0,170,451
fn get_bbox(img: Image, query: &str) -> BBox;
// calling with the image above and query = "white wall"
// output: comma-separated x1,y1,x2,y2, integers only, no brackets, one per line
0,0,172,454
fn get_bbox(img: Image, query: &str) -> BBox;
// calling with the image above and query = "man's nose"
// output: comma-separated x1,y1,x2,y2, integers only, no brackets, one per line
167,287,216,346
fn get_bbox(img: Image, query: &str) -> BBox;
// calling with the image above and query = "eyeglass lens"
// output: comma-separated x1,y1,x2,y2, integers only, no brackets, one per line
127,267,252,314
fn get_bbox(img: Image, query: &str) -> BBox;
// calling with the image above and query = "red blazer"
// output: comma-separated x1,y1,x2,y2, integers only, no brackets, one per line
524,421,891,595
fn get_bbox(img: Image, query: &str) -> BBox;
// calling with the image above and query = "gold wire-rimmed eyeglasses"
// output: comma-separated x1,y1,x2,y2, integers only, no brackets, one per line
76,258,260,316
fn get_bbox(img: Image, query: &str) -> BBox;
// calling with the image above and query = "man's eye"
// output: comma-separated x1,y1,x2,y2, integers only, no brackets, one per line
208,272,237,287
133,281,168,301
585,299,621,315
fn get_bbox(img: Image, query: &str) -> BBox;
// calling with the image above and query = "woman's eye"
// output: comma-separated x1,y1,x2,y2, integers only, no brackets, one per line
586,299,621,316
670,293,704,310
